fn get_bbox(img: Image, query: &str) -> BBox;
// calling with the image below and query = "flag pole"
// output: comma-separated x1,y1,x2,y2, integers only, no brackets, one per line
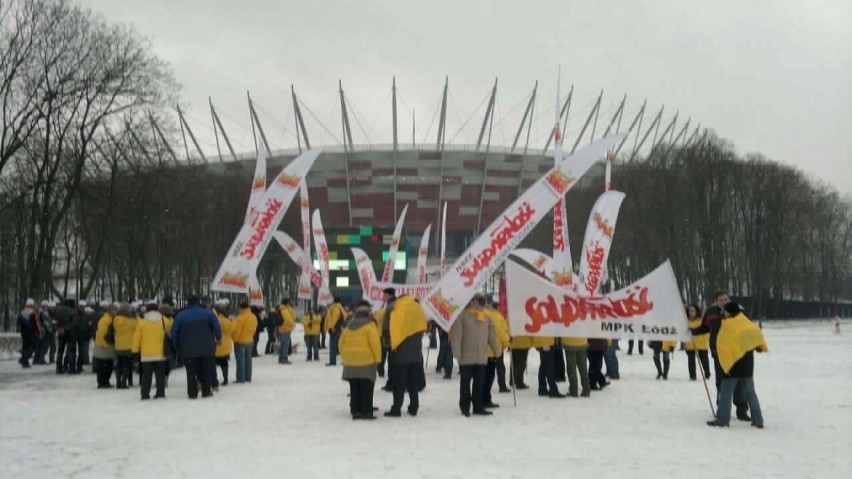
696,353,716,417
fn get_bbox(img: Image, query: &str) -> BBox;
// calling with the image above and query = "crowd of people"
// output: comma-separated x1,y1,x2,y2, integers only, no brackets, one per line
14,288,770,427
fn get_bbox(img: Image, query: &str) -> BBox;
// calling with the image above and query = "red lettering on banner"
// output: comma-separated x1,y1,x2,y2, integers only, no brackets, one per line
277,174,301,188
428,289,459,321
593,212,614,239
310,270,322,287
218,272,249,289
241,198,284,260
418,265,425,284
252,176,266,190
460,202,536,287
544,170,576,196
359,268,371,292
523,287,654,333
584,242,605,294
553,200,565,252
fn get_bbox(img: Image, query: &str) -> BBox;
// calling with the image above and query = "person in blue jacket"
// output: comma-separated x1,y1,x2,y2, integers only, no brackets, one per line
171,295,221,399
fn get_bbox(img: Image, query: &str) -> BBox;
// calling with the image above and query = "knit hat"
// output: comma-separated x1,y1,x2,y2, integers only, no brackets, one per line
25,298,35,307
723,302,744,316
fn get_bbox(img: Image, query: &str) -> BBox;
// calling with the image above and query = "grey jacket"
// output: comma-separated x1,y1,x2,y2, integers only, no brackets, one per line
449,308,499,366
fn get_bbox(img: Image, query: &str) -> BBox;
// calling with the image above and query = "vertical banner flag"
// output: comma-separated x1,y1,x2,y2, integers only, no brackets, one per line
604,150,613,192
578,191,626,296
416,224,432,285
422,135,624,330
510,248,555,280
506,259,689,341
382,204,409,283
297,182,313,299
273,232,322,284
440,202,447,277
211,150,321,293
351,247,378,302
498,274,508,319
311,209,333,305
248,273,264,307
243,143,268,224
551,71,574,288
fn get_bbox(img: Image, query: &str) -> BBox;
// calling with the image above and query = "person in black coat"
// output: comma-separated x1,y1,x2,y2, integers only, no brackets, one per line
587,338,610,390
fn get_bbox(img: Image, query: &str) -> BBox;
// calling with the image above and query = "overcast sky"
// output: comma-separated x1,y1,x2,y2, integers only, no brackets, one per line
78,0,851,196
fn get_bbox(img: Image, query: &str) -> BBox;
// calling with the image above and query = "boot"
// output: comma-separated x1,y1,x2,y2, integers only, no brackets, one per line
663,359,670,380
653,357,663,379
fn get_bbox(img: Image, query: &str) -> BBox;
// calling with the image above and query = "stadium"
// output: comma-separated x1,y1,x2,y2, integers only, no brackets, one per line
174,79,672,294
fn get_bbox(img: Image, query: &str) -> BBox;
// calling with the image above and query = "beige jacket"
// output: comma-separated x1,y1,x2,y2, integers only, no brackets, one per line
449,307,500,366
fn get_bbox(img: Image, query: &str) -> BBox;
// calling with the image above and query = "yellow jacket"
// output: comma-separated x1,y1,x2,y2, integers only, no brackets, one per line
485,309,510,357
324,303,345,332
94,312,114,348
301,312,322,335
215,312,235,357
562,336,588,348
533,336,556,348
389,296,428,351
277,305,296,333
338,316,382,366
131,312,169,360
661,341,677,352
685,317,710,351
717,313,769,374
510,335,534,349
114,315,138,352
232,308,258,344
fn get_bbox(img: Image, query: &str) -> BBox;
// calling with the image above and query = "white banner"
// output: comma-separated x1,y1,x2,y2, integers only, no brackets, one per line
299,181,312,267
272,231,322,286
248,273,264,307
310,209,334,306
511,248,555,279
366,281,435,309
351,247,377,302
551,75,574,288
506,259,689,341
421,135,623,330
577,190,626,296
382,204,408,283
416,224,431,285
440,201,447,277
211,150,321,292
243,144,268,224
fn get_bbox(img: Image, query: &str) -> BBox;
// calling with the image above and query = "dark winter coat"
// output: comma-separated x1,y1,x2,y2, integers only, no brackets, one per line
725,351,755,378
171,303,222,359
587,338,610,352
18,308,37,342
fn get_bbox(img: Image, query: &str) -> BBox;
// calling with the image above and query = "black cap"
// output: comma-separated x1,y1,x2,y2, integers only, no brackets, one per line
723,302,744,316
382,288,396,296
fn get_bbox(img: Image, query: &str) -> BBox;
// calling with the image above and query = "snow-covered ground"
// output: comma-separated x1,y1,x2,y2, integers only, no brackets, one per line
1,320,850,478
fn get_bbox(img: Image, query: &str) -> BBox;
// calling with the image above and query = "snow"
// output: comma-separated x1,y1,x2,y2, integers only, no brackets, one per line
1,321,850,478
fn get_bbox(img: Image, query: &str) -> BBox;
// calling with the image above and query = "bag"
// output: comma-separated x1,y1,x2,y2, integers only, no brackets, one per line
161,318,175,358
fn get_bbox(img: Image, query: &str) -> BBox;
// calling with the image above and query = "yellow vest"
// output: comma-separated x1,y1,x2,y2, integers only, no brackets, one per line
485,309,510,357
717,313,769,374
215,312,235,357
325,303,345,332
510,335,534,349
389,296,428,350
232,308,258,344
114,315,138,352
339,321,382,366
685,317,710,351
278,305,296,333
94,312,114,348
561,336,588,348
301,313,322,335
131,315,169,360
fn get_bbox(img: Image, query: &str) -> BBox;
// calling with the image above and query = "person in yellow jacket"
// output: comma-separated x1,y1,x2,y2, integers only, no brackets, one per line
301,307,322,361
213,300,234,389
158,303,175,387
707,302,767,428
649,339,678,380
684,304,711,381
232,303,258,383
276,298,296,364
93,303,117,389
325,298,346,366
131,302,170,400
113,303,138,389
562,335,590,397
384,294,427,417
338,301,382,420
509,334,534,390
483,303,511,406
533,336,565,398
